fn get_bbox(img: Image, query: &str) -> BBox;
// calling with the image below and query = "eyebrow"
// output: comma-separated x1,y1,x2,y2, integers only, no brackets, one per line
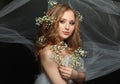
60,18,75,21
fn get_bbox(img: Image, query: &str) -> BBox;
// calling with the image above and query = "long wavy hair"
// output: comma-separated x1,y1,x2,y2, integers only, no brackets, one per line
35,3,82,57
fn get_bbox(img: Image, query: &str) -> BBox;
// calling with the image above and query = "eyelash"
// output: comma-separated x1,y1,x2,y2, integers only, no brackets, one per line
59,20,75,25
70,22,75,25
59,20,64,24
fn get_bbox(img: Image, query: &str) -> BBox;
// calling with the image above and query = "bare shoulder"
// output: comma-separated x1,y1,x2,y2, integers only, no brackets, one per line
39,45,52,60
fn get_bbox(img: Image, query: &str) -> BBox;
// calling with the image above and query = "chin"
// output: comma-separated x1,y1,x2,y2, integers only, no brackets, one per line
62,36,69,40
60,35,70,40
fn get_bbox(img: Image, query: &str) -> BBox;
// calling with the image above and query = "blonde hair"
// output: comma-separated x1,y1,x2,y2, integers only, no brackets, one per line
35,4,82,56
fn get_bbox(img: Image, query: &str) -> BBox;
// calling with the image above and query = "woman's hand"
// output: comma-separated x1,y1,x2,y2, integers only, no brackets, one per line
58,65,78,80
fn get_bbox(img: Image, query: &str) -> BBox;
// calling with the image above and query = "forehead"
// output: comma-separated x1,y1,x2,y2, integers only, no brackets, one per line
61,10,75,20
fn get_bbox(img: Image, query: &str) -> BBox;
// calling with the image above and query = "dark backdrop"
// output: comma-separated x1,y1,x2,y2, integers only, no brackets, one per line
0,42,38,84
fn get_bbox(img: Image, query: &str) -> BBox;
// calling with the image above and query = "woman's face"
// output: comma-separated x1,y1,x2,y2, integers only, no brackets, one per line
58,10,75,40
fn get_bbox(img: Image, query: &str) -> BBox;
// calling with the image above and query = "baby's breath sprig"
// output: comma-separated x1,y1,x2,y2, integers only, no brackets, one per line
48,0,58,7
74,47,87,57
37,36,46,45
35,15,56,26
76,11,83,22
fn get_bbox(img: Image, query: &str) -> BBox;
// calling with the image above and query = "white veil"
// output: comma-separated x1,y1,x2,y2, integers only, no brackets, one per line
0,0,120,81
0,0,47,51
66,0,120,81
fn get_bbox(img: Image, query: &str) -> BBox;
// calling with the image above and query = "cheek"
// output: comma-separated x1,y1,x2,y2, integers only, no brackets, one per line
58,27,62,34
59,23,64,29
70,27,75,33
58,25,64,32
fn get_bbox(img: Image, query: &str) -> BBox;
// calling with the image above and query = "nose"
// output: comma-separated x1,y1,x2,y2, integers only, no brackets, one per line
65,23,70,30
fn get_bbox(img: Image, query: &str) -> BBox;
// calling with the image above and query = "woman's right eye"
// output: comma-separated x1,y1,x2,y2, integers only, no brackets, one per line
59,20,65,24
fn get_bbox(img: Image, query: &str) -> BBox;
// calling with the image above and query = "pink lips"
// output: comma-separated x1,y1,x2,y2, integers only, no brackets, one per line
63,31,69,35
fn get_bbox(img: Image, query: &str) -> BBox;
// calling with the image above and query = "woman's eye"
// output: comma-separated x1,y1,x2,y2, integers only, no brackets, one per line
70,22,75,25
59,20,65,24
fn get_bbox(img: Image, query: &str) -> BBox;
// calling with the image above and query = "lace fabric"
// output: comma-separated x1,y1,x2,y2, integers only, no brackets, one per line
61,54,85,72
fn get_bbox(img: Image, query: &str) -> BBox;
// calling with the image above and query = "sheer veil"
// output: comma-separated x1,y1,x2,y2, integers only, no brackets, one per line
0,0,48,51
0,0,120,81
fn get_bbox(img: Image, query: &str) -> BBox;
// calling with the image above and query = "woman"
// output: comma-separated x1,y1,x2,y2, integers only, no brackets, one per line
0,0,120,83
34,3,87,84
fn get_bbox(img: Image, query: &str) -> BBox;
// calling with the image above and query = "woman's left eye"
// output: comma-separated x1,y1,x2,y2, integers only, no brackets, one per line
69,22,75,25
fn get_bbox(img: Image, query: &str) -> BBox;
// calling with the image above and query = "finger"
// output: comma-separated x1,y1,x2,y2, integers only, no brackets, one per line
59,68,70,74
60,67,73,75
61,72,69,78
61,72,71,80
59,69,72,78
59,65,70,71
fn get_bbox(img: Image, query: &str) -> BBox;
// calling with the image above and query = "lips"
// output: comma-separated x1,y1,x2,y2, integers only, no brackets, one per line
63,31,69,35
